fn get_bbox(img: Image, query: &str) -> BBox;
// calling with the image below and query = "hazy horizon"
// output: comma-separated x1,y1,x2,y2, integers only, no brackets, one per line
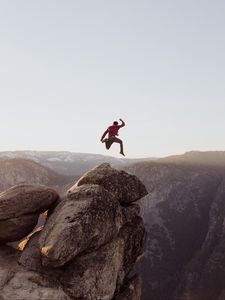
0,148,225,161
1,1,224,158
0,148,156,159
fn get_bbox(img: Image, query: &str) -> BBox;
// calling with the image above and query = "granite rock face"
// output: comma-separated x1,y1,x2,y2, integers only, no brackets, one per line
1,271,70,300
0,246,20,290
0,164,147,300
19,229,44,273
60,238,125,299
39,184,123,267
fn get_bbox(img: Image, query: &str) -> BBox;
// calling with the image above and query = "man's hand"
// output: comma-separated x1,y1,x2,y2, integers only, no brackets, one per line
119,118,123,122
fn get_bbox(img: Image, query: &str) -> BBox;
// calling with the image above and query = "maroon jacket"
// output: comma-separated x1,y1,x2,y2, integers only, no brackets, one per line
101,120,125,140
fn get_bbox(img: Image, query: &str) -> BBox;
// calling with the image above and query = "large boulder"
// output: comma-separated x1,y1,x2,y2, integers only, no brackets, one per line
60,238,125,300
0,214,39,243
70,163,147,205
0,184,59,243
0,184,59,219
39,184,123,267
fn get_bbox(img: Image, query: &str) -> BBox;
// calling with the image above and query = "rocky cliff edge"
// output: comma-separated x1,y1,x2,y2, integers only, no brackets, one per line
0,163,147,300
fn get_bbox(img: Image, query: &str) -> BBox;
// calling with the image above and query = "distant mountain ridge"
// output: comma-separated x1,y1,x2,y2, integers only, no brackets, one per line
160,150,225,167
0,158,75,194
0,151,157,176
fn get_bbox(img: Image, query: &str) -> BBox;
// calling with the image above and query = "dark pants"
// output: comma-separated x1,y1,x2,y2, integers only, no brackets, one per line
105,136,124,153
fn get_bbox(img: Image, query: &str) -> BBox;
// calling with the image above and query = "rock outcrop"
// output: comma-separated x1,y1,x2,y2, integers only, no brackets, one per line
0,163,147,300
73,163,148,204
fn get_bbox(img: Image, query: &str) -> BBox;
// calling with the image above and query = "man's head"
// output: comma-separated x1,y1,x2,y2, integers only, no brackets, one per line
113,121,118,125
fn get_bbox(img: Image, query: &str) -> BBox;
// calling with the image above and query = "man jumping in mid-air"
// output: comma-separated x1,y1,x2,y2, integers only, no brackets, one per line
101,118,125,156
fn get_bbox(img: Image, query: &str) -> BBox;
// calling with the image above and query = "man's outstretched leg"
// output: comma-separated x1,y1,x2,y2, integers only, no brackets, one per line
120,141,125,156
114,137,125,156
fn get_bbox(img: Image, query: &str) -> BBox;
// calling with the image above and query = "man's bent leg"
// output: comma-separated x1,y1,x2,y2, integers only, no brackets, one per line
105,139,114,150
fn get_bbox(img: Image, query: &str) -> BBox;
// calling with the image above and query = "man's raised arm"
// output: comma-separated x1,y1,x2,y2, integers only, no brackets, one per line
119,118,125,128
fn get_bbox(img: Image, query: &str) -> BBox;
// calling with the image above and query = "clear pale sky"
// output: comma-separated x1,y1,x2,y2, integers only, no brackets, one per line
0,0,224,158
